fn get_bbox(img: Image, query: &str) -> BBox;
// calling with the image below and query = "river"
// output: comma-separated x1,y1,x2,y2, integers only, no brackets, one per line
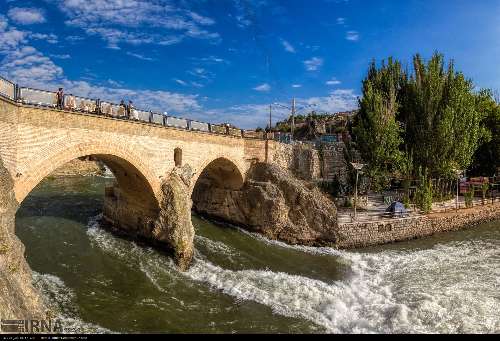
15,176,500,333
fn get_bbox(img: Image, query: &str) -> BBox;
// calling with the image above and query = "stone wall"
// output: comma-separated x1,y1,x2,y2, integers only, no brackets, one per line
270,142,321,181
319,142,350,183
336,202,500,249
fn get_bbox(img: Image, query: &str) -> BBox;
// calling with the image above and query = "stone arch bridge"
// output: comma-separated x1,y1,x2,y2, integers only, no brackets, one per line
0,95,280,270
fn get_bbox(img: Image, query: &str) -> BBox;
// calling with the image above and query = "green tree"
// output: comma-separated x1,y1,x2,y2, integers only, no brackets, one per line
468,90,500,176
353,58,404,191
399,53,487,179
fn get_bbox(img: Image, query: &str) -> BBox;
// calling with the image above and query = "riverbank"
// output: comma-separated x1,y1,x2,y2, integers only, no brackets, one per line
51,158,106,177
336,202,500,249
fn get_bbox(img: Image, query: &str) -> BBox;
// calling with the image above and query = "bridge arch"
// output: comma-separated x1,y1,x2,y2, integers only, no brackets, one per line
190,156,245,195
191,156,245,219
14,141,162,206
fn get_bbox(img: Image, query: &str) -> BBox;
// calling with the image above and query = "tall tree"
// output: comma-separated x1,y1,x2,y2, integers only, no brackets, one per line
353,58,404,190
468,90,500,176
398,52,486,178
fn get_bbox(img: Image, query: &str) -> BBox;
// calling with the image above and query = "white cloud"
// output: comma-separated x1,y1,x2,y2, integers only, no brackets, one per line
174,79,188,86
126,52,154,61
326,77,341,86
336,17,345,25
30,33,58,44
304,57,324,71
50,54,71,59
7,7,46,25
0,15,28,52
56,0,220,48
281,39,296,53
253,83,271,92
346,31,360,41
203,89,358,129
292,84,302,88
0,46,63,86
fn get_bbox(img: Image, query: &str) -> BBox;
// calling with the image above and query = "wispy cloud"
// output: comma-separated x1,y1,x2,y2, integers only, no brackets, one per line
281,39,296,53
55,0,220,49
326,77,341,85
7,7,46,25
50,54,71,59
292,84,302,88
346,31,359,41
174,79,188,86
304,57,324,71
126,52,155,61
30,33,58,44
336,17,345,25
253,83,271,92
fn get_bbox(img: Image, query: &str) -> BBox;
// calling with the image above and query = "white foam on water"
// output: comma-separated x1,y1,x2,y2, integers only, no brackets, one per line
195,234,241,258
185,227,500,333
32,272,112,334
85,216,500,333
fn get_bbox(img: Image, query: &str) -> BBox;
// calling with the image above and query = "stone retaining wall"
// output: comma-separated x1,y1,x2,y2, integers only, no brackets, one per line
336,202,500,249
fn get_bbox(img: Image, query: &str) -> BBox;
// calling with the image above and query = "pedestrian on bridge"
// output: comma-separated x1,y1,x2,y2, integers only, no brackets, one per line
56,88,64,110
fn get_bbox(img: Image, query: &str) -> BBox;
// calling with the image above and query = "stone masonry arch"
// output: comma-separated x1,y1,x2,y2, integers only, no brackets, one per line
15,141,162,205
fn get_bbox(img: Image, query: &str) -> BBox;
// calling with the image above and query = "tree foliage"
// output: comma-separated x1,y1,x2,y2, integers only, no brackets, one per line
468,90,500,176
399,53,487,178
353,58,404,190
353,52,494,190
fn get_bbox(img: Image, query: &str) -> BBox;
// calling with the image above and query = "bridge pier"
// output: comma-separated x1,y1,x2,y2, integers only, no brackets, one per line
102,167,194,271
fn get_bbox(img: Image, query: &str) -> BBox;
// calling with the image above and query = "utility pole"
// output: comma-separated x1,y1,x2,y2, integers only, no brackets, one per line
291,97,296,142
269,104,272,136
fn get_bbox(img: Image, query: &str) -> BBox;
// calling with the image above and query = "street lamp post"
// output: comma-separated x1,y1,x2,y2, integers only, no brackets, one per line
350,162,366,221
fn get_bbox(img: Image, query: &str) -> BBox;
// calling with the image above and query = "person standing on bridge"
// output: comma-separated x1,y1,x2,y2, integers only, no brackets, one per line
127,100,135,120
56,88,64,110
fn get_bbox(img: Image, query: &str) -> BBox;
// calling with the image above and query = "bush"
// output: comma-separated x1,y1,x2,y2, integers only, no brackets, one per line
464,188,474,208
415,169,433,213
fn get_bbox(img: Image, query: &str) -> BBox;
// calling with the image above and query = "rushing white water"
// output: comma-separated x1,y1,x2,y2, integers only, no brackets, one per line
80,219,500,334
32,272,112,334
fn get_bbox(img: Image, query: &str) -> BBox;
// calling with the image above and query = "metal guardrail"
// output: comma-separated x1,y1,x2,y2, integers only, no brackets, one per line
0,74,269,140
0,76,15,100
19,87,57,107
151,113,164,125
64,95,97,113
190,120,209,132
166,116,188,129
129,109,151,122
210,125,226,134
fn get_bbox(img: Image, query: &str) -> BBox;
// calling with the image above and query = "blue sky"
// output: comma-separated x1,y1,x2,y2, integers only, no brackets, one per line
0,0,499,128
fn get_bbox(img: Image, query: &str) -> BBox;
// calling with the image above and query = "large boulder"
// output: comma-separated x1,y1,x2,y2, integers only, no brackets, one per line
193,162,338,246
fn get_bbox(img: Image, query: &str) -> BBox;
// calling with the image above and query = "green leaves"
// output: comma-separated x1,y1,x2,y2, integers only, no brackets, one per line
354,52,495,190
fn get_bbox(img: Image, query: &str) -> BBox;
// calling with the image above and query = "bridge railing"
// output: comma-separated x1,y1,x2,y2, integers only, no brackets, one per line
189,120,210,132
1,74,268,140
0,76,15,100
166,116,188,129
19,87,58,107
64,95,97,113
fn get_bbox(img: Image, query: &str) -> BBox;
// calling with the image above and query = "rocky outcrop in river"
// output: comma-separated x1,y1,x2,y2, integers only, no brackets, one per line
193,162,338,246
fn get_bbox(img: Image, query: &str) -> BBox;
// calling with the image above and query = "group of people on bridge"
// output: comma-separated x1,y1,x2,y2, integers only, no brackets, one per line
56,87,138,119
